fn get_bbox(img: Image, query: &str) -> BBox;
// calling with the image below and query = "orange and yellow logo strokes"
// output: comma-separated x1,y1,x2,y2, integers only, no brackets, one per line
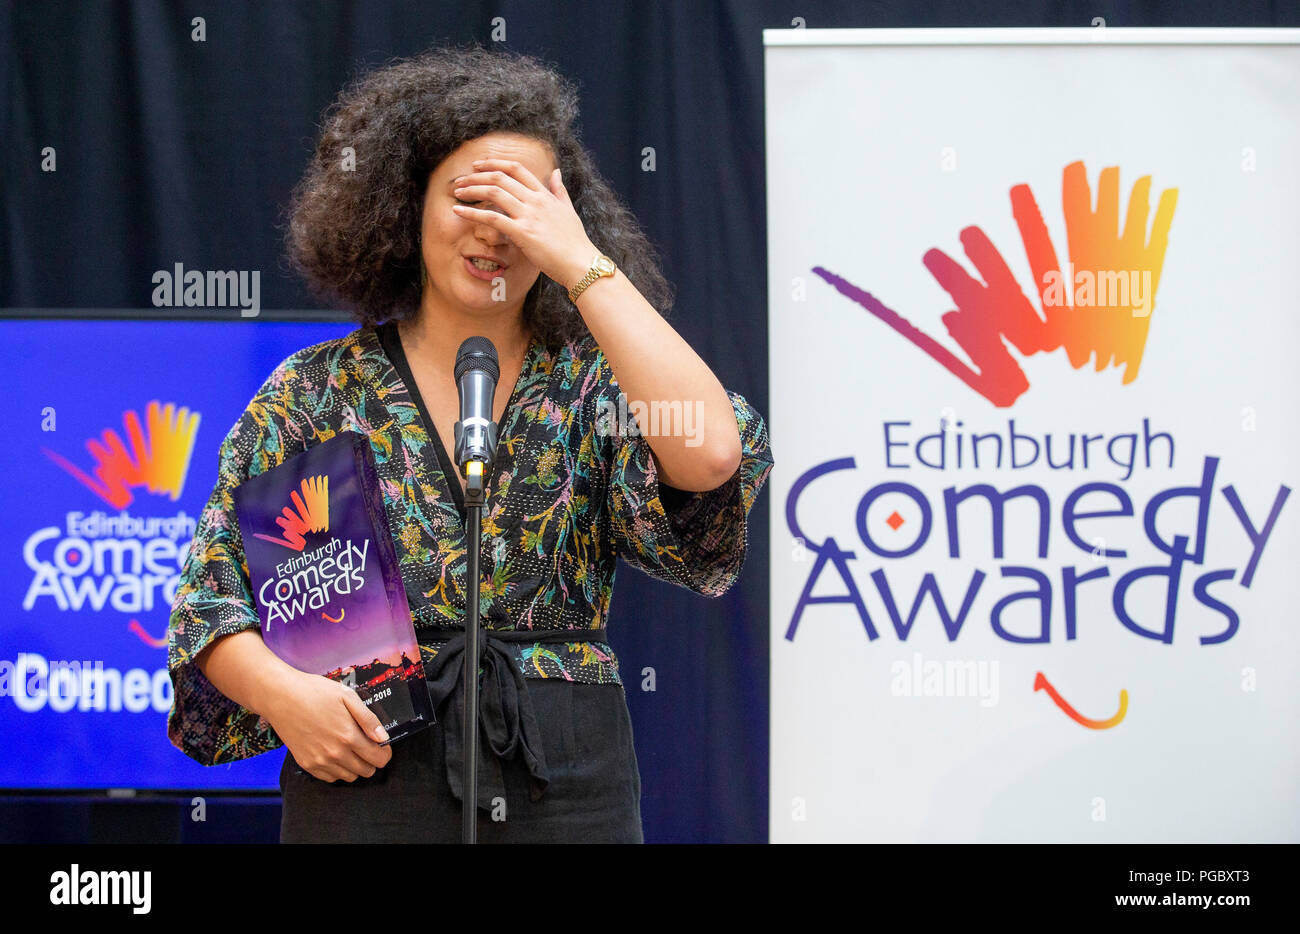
254,475,330,551
812,161,1178,407
43,401,200,508
1034,671,1128,729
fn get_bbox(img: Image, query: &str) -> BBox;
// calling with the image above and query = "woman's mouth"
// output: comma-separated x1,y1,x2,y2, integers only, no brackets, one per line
463,256,506,280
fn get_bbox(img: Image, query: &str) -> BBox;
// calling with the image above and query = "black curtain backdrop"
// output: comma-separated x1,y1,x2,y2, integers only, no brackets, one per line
3,0,1297,844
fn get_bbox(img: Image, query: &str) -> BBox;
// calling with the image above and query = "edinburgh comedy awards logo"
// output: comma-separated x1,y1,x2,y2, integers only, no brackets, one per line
5,402,200,714
788,162,1291,729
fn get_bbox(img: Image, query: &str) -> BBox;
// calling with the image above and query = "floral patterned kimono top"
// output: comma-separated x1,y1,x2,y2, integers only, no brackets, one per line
167,323,773,768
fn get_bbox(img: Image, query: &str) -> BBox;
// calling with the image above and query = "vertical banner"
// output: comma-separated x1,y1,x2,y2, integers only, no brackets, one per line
766,28,1300,842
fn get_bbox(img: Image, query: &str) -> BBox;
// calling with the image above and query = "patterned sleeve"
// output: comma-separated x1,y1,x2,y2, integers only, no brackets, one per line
166,364,297,766
597,381,774,597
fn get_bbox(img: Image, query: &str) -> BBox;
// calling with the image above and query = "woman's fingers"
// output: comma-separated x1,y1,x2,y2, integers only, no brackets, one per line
457,164,538,208
278,674,397,782
339,685,387,743
304,745,381,782
550,168,571,204
452,202,514,229
334,749,379,782
338,687,395,770
453,182,526,216
351,733,394,771
471,158,545,193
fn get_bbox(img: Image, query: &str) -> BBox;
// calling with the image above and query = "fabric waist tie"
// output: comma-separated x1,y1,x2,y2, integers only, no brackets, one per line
417,626,608,812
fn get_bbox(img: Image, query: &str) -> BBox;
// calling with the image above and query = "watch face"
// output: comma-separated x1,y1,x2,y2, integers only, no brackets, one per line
595,256,616,274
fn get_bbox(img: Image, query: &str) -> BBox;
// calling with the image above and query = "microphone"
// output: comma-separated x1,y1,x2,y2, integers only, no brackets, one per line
452,336,499,498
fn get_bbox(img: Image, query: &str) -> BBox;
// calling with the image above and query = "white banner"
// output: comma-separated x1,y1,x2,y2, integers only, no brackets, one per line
766,27,1300,842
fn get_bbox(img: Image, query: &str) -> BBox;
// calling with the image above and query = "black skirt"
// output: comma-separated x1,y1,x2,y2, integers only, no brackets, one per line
278,679,644,843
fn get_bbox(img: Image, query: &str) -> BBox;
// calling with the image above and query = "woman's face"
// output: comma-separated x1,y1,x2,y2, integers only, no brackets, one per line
419,131,558,317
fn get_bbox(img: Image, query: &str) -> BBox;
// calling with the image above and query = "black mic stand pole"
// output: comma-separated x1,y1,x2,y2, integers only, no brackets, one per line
453,337,500,846
461,458,487,845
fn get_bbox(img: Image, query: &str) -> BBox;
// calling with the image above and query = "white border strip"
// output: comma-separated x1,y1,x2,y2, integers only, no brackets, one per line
763,27,1300,46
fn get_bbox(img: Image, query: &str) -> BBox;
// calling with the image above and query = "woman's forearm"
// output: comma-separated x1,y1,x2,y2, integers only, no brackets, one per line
195,629,298,720
561,257,743,492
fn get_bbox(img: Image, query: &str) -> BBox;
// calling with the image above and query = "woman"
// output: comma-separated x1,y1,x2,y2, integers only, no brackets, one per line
166,44,773,843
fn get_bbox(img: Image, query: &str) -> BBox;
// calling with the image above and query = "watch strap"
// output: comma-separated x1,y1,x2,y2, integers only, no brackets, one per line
568,253,614,303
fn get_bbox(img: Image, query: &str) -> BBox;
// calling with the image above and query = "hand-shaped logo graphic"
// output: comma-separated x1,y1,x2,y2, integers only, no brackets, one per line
255,474,330,551
43,401,201,508
813,161,1178,407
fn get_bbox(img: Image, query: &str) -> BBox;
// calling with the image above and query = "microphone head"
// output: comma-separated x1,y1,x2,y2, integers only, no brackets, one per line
455,336,499,382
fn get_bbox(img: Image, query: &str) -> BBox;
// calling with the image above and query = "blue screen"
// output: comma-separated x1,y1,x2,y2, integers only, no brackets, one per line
0,317,357,789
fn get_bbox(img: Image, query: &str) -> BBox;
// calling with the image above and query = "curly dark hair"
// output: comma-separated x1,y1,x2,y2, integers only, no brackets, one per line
286,43,674,350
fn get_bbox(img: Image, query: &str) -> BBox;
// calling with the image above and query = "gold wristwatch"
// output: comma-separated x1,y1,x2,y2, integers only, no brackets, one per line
568,252,616,303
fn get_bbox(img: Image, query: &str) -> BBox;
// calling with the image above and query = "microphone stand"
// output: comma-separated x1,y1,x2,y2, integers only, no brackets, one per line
452,336,500,845
461,460,486,845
